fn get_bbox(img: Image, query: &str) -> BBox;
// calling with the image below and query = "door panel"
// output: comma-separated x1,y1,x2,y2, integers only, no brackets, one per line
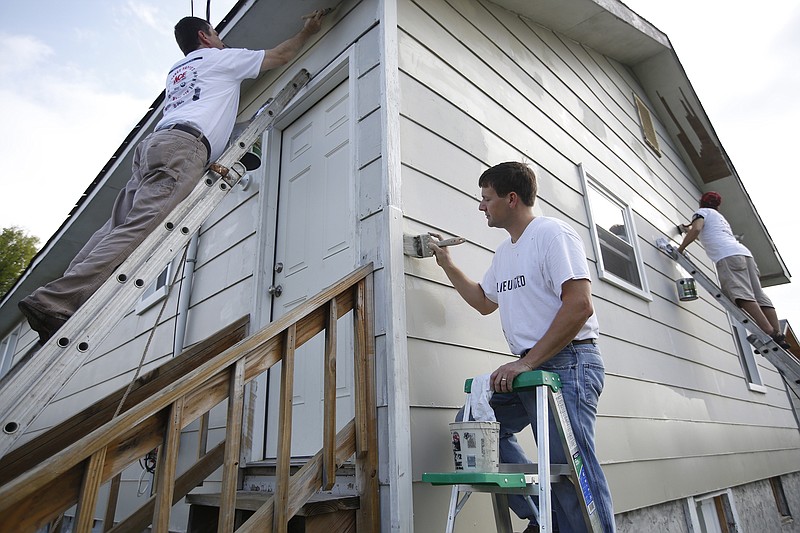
264,80,355,458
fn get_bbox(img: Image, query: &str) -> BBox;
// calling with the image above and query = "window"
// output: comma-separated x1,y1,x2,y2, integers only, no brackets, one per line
581,169,650,298
770,476,793,523
685,490,740,533
0,326,21,379
731,320,766,391
634,92,661,156
135,263,172,314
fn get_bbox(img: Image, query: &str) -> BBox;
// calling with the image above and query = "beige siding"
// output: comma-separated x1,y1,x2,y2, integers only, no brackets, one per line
398,0,800,517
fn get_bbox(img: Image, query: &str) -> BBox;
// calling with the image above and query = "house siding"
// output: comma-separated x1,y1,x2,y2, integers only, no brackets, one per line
397,0,800,528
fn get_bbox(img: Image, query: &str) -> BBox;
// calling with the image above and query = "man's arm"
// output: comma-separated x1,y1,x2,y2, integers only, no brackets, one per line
677,217,704,254
491,278,593,393
429,238,498,315
259,11,323,72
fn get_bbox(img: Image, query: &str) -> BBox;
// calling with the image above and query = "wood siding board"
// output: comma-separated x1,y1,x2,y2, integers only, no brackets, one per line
399,4,650,210
604,449,800,513
445,0,682,201
355,26,381,79
416,0,704,258
600,374,800,429
398,0,800,520
357,158,383,220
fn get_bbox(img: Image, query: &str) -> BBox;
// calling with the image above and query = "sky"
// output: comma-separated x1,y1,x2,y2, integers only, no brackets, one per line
0,1,798,329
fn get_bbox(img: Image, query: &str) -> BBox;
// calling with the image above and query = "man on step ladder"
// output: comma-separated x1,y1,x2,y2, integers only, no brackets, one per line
18,11,324,345
676,191,790,350
430,162,615,532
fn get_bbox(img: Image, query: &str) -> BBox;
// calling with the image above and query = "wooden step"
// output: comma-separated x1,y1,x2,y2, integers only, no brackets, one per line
186,491,359,533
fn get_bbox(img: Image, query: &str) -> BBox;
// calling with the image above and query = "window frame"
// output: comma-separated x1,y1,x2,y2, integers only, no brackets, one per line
685,489,741,533
580,165,651,300
729,319,767,392
135,263,173,314
0,328,18,379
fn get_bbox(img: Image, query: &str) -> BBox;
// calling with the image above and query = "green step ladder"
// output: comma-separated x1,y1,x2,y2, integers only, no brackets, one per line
422,370,604,533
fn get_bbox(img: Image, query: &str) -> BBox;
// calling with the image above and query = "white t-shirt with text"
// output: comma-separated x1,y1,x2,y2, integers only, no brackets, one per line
480,217,600,356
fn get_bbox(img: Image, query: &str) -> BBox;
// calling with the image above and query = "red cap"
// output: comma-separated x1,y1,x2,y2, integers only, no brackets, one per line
700,191,722,208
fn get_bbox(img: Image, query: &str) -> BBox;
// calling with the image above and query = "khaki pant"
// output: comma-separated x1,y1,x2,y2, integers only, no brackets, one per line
22,128,208,319
716,254,774,307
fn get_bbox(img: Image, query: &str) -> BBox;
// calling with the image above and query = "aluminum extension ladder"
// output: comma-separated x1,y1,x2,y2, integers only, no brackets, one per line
422,370,604,533
656,237,800,399
0,69,311,458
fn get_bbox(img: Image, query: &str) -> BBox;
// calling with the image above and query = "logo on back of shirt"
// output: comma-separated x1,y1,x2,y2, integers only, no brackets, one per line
164,60,201,112
497,275,525,293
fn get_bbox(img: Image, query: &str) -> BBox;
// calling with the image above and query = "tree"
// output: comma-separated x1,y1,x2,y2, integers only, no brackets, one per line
0,226,40,297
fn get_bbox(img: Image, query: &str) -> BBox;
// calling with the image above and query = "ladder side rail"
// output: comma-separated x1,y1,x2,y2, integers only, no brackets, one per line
537,384,553,533
0,71,311,457
672,251,772,342
491,492,514,533
660,243,800,391
548,388,605,532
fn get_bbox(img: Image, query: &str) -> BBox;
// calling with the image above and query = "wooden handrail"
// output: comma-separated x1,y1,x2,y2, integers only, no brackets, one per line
0,263,378,533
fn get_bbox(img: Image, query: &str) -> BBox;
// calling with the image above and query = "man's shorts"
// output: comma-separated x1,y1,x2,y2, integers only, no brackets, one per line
716,255,773,307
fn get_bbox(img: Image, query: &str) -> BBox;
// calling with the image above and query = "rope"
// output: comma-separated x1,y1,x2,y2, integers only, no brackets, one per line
112,243,190,419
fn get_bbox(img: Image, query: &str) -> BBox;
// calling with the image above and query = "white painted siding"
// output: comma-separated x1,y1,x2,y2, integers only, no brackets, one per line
397,0,800,525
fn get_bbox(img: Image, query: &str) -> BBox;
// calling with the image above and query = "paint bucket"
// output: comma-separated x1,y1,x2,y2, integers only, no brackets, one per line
228,121,262,171
449,421,500,472
240,138,262,171
676,278,698,301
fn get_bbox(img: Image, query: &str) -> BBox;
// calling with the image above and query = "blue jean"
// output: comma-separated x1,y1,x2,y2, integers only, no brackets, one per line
462,344,615,532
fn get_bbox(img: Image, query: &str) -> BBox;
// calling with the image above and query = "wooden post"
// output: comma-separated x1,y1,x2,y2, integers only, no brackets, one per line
75,446,107,533
274,324,296,533
353,275,380,531
103,473,121,532
218,360,245,533
323,298,338,490
153,397,185,532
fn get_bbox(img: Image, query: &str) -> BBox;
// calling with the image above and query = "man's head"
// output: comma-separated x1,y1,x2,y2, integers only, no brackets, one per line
175,17,224,55
478,162,537,206
700,191,722,209
477,162,537,229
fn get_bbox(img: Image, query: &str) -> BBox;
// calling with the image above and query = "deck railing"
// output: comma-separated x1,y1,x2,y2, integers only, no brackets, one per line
0,263,379,533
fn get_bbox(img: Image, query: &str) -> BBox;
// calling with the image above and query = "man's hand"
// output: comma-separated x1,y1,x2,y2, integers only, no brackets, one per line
427,233,453,268
301,10,324,35
490,358,533,393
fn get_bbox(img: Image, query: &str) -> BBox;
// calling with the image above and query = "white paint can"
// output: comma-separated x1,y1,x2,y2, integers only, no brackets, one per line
450,421,500,472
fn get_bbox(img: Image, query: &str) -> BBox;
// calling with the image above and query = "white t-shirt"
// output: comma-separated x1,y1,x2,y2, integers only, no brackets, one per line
480,217,600,355
693,207,751,263
156,47,265,160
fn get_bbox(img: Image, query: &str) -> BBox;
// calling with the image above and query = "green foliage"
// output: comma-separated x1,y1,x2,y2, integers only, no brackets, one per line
0,226,40,297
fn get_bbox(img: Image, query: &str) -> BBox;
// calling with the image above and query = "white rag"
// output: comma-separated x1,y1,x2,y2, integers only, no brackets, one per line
466,372,495,422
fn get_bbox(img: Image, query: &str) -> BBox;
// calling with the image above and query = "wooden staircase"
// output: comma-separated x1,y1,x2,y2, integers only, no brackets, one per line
0,264,379,533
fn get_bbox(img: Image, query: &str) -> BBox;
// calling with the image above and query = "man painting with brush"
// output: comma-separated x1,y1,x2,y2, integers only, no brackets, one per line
429,162,615,532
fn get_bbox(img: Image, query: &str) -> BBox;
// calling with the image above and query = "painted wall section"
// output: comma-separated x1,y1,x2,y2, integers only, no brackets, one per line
396,0,800,525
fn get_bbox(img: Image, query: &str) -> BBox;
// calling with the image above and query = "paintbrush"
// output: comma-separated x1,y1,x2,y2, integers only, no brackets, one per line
302,6,337,19
403,234,465,258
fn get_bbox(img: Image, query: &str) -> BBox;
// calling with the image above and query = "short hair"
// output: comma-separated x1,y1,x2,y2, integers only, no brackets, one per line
478,162,537,206
700,191,722,209
174,17,211,55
